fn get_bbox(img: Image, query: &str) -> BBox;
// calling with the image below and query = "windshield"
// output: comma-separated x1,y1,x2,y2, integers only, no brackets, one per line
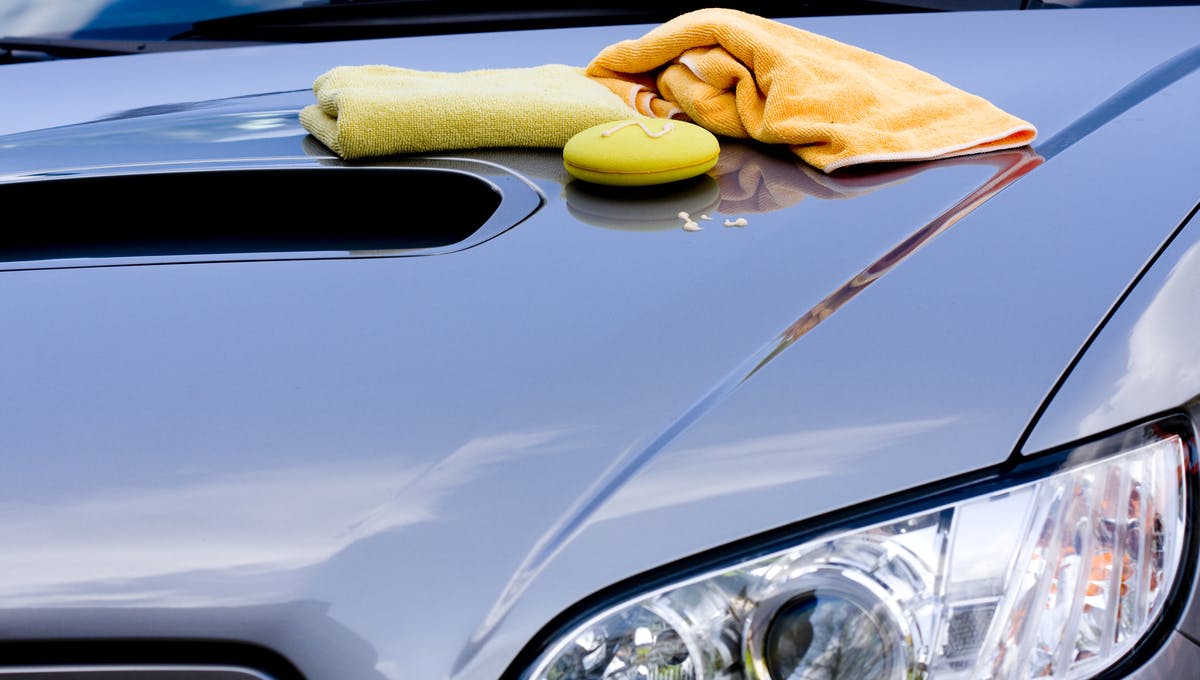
0,0,935,45
3,0,1198,43
0,0,296,38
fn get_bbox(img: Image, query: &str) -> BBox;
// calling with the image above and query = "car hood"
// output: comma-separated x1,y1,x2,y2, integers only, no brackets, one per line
2,7,1200,680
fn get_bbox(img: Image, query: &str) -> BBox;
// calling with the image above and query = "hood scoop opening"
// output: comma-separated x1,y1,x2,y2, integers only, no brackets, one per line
0,162,542,270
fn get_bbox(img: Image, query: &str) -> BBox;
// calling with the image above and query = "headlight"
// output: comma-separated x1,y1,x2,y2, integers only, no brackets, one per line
520,418,1193,680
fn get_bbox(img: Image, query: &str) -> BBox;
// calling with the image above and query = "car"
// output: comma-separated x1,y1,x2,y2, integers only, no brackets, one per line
1,1,1200,679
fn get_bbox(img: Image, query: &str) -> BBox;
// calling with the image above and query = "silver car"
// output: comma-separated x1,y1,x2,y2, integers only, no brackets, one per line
1,1,1199,679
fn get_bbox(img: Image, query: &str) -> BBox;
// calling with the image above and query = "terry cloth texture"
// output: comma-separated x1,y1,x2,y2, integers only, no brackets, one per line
586,8,1037,172
300,63,641,159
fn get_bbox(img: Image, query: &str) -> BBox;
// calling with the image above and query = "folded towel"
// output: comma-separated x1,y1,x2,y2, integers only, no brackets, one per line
300,63,640,159
587,8,1037,172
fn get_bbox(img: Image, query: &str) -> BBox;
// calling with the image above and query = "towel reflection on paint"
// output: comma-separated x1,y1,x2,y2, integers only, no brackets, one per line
564,142,1042,238
564,141,926,232
748,147,1044,379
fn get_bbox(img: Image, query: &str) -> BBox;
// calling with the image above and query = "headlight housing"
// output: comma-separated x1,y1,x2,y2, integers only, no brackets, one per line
519,417,1194,680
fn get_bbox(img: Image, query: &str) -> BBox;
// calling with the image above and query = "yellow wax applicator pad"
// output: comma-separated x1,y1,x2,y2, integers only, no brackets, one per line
587,8,1037,173
299,64,640,159
563,119,720,186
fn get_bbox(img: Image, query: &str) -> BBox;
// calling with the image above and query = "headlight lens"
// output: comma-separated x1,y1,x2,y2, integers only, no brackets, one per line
523,423,1191,680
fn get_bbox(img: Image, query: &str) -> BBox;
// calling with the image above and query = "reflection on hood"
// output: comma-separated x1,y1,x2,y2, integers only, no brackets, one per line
1079,239,1200,435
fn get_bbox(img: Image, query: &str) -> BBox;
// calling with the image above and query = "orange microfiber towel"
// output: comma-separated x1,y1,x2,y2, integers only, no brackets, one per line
586,8,1037,173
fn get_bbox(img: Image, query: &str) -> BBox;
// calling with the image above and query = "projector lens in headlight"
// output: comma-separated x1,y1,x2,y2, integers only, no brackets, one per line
523,422,1192,680
755,579,905,679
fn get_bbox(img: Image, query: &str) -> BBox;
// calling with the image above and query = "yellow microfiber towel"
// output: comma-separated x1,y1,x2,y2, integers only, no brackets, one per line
586,8,1037,173
300,63,641,159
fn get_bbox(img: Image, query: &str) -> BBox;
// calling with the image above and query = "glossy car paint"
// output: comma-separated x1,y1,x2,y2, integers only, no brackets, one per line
1124,632,1200,680
1024,204,1200,455
2,6,1200,679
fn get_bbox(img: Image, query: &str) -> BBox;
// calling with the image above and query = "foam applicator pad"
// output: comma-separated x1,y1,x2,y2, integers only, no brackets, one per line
563,119,720,186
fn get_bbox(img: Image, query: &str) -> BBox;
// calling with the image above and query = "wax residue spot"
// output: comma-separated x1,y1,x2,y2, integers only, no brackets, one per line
724,217,749,228
677,211,702,232
700,214,712,221
602,120,675,139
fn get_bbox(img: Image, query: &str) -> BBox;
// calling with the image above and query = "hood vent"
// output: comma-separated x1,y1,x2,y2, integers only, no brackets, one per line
0,160,542,270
